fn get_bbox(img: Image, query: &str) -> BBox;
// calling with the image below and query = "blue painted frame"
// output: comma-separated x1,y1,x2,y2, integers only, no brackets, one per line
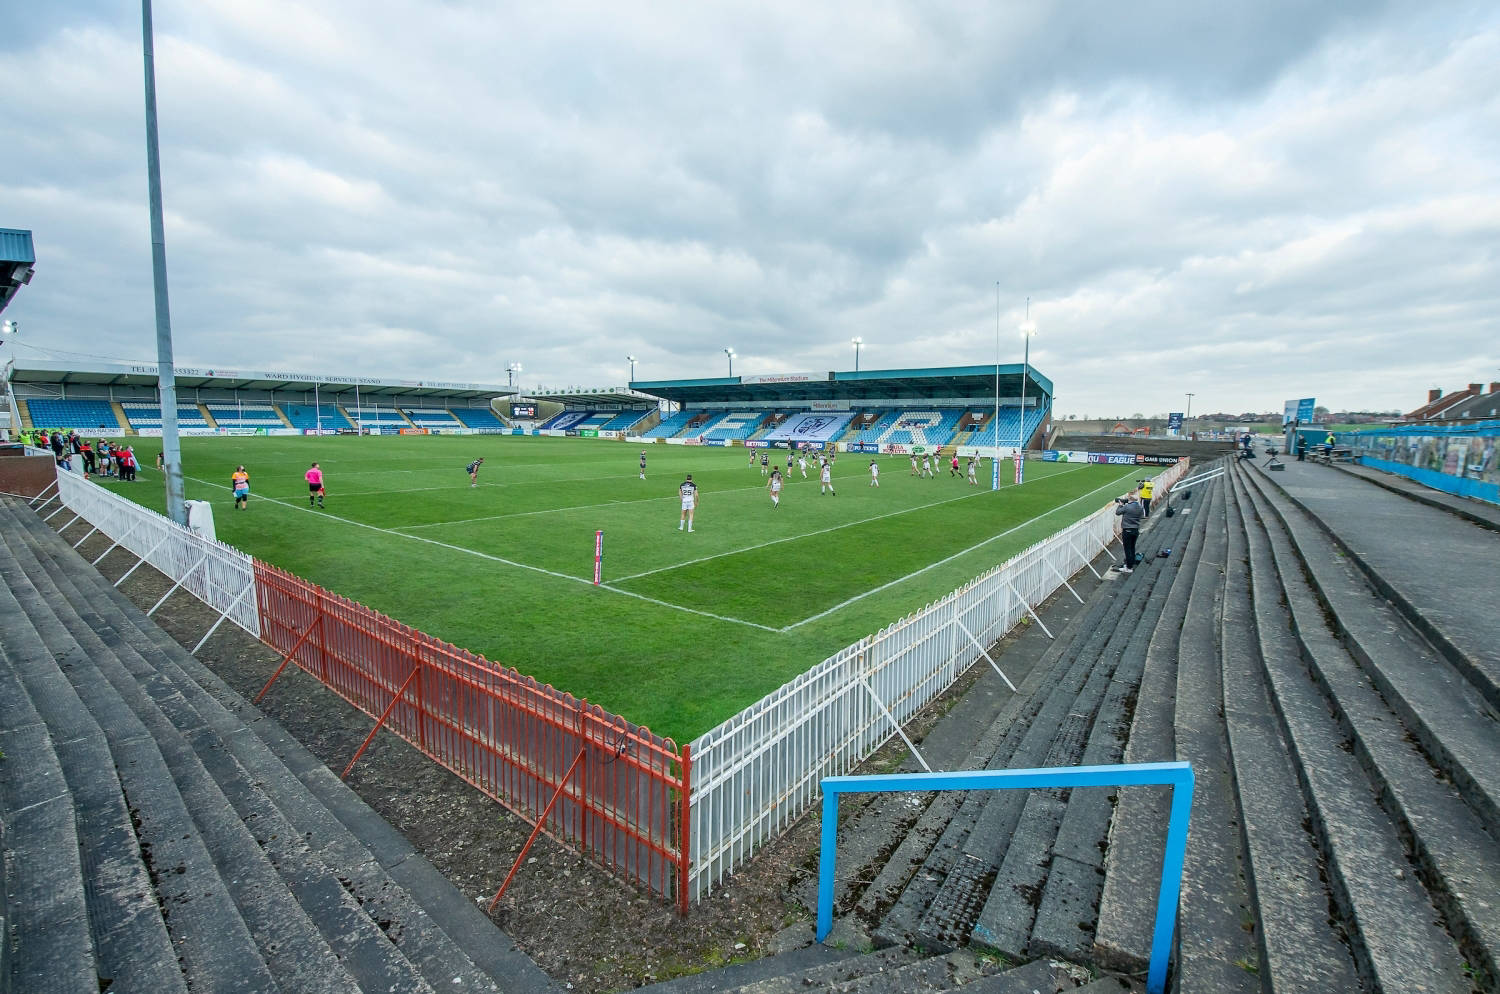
816,761,1194,994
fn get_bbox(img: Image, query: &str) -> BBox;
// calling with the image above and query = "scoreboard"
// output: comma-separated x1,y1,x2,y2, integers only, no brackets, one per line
510,403,537,418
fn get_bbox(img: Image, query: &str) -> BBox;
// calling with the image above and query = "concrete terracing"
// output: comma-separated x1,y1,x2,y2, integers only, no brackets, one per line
0,496,552,994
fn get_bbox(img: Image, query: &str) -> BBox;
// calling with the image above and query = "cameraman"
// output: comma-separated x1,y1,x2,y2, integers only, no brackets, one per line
1114,490,1144,574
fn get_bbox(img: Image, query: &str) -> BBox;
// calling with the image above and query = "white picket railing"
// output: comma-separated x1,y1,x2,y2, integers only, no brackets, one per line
685,458,1188,900
53,469,260,638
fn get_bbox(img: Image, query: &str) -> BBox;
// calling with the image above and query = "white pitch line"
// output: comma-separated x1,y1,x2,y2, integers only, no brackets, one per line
182,475,777,631
395,479,787,529
779,468,1140,632
609,483,1014,583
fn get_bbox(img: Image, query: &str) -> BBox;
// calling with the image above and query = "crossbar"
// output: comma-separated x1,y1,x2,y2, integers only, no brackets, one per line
816,761,1194,994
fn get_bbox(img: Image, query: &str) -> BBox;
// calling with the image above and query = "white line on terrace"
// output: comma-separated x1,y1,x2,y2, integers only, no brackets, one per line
779,468,1139,632
182,475,777,631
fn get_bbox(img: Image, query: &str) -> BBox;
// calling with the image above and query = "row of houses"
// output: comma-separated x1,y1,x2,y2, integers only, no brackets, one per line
1404,381,1500,424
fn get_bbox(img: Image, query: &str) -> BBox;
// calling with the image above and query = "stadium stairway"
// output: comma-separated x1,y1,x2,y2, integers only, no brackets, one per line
0,496,554,994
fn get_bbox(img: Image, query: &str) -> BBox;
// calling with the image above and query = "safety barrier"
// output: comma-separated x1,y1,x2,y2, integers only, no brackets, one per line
53,468,260,638
815,762,1193,994
684,458,1188,900
252,561,692,908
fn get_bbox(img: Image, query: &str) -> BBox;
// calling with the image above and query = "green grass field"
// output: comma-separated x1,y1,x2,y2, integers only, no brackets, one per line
89,435,1150,742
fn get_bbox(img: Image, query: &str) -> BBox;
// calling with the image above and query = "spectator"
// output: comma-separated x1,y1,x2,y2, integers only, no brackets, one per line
1114,491,1144,574
80,440,96,477
1296,435,1308,461
1139,477,1154,516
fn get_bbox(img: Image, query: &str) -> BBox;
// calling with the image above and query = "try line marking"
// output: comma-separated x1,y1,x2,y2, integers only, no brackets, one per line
779,467,1138,631
181,475,780,632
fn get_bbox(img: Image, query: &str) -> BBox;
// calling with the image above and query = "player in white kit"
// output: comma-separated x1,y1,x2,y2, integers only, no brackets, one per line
820,459,836,495
868,460,880,487
678,474,699,532
768,467,783,508
798,453,808,478
967,457,979,486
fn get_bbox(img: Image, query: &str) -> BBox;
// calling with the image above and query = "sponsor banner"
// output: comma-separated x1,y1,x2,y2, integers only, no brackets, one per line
744,440,769,448
578,429,599,438
886,443,908,455
664,437,687,445
771,441,789,449
683,438,702,446
565,429,580,437
1088,452,1136,465
540,429,563,437
1283,397,1316,425
845,441,879,453
218,427,263,436
399,427,430,435
1167,412,1184,431
598,431,620,440
808,400,848,411
134,427,218,437
1135,454,1179,466
700,438,726,447
740,372,819,385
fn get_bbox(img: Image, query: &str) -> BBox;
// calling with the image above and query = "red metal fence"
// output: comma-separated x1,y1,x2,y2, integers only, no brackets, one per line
252,561,692,910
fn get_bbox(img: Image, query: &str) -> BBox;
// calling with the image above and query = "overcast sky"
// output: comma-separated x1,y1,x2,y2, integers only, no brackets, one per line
4,1,1498,416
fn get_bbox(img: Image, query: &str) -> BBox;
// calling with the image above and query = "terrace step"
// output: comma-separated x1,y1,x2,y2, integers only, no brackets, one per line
1219,471,1361,992
0,617,97,994
0,506,353,993
39,503,555,992
1237,464,1497,991
2,497,553,993
1252,458,1500,712
848,479,1203,959
1166,481,1259,993
1092,480,1218,971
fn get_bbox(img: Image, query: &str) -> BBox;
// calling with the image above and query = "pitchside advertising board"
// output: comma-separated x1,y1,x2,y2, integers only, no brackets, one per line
1042,450,1178,466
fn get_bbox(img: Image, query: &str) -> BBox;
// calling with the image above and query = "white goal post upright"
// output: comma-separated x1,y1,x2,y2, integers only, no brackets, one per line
593,530,603,586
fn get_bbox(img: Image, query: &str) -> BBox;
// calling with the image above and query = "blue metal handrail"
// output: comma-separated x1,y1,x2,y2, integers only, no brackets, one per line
815,761,1193,994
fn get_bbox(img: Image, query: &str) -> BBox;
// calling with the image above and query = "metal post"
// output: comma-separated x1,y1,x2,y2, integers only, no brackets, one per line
489,747,588,911
147,550,208,616
142,0,185,525
342,663,422,778
115,533,171,587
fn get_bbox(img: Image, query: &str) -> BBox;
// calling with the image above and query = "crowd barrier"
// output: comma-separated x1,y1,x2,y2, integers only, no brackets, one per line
683,457,1188,900
252,561,691,907
53,469,260,638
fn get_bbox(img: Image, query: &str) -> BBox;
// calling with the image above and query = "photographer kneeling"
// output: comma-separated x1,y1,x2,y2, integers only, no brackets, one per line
1114,490,1145,574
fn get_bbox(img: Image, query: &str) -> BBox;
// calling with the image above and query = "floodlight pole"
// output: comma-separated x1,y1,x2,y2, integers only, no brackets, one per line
627,355,637,382
852,337,863,372
142,0,186,524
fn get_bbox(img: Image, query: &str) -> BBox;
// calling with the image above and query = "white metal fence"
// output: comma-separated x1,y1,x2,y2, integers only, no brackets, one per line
685,458,1189,900
53,469,260,638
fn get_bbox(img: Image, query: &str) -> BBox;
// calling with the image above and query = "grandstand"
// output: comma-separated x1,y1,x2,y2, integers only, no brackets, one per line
3,358,514,438
205,402,284,429
402,406,463,429
121,402,211,430
629,365,1053,456
281,403,351,431
450,406,508,431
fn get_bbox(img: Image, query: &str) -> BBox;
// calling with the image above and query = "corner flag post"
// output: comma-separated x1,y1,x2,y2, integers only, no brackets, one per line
593,530,604,586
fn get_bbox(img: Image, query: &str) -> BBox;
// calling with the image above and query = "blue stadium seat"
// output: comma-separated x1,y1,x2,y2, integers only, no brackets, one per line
23,398,123,432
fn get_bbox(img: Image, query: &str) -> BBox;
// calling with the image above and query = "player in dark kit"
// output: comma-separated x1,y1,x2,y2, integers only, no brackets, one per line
639,450,647,479
467,457,484,487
